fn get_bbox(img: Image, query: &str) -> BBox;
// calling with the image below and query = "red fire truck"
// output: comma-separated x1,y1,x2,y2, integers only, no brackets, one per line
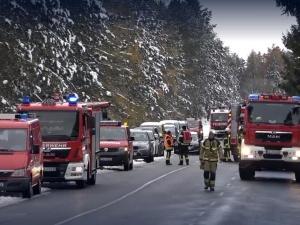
99,121,134,171
239,93,300,181
186,118,203,140
209,105,230,140
0,113,43,198
16,94,110,188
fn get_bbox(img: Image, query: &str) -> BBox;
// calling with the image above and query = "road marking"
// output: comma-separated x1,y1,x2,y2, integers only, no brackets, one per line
52,166,189,225
226,183,231,187
199,212,206,216
219,192,224,197
231,177,236,181
210,202,216,206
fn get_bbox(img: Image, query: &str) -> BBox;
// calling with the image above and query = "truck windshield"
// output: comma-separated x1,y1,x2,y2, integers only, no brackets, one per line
187,121,198,127
100,127,126,141
0,129,27,151
20,111,79,141
211,113,228,122
248,102,300,125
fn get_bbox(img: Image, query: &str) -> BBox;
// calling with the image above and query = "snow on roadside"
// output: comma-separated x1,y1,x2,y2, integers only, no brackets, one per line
0,187,50,208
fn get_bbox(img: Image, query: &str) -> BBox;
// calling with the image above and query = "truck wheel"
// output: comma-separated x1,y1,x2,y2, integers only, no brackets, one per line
129,160,133,170
33,178,42,195
295,172,300,182
22,180,33,198
124,156,129,171
239,167,255,180
89,172,97,185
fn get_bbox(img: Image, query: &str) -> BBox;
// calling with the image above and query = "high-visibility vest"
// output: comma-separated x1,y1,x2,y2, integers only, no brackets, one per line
164,134,174,150
202,139,220,162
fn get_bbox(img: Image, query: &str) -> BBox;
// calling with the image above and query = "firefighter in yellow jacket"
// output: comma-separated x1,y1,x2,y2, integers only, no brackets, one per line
200,131,224,191
164,130,174,165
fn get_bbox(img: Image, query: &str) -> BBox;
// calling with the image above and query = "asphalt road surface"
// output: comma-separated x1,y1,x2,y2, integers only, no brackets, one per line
1,155,300,225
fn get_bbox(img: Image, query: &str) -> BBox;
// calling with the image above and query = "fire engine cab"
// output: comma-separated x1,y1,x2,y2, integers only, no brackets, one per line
239,93,300,181
16,94,110,188
0,113,43,198
98,121,134,171
209,105,230,140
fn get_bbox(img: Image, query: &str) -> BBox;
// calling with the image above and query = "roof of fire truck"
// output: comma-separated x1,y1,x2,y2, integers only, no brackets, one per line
0,113,38,128
16,94,110,111
247,93,300,102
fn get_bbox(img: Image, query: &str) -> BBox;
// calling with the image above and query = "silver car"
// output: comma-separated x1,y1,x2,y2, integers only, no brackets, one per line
188,132,201,154
130,129,154,163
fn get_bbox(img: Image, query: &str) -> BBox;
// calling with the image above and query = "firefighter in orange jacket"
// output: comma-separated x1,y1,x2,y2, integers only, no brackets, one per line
200,131,224,191
164,130,174,165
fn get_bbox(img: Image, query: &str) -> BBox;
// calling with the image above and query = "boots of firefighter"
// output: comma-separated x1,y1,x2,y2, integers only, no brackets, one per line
178,154,183,165
166,151,172,165
185,155,189,165
204,171,210,190
210,172,216,191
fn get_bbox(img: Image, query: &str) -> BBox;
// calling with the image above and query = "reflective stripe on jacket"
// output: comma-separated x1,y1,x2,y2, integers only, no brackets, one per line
200,138,223,162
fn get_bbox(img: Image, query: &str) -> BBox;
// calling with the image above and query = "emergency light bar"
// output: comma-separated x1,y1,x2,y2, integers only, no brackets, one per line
0,113,35,120
67,93,79,105
22,96,30,104
292,96,300,102
248,94,259,100
100,121,122,126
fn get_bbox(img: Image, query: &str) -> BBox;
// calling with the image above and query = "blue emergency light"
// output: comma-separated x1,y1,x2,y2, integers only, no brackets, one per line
67,93,79,105
22,96,30,104
248,94,259,100
20,113,28,121
292,96,300,102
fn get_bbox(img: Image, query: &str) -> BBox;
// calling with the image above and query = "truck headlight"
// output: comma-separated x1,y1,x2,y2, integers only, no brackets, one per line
241,146,251,155
12,168,26,177
72,167,83,172
295,151,300,157
119,147,128,152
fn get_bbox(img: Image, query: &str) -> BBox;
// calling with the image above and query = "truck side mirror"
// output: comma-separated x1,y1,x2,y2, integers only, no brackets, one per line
90,116,95,129
31,144,40,154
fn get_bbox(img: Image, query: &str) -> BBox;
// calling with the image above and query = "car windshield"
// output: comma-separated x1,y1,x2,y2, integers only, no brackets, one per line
191,133,198,141
0,129,27,151
211,113,228,122
146,131,154,140
248,102,300,125
165,126,175,135
100,127,126,140
131,132,148,141
187,121,198,127
19,110,79,141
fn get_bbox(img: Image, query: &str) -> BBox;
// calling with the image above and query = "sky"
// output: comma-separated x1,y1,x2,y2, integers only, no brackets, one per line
199,0,297,60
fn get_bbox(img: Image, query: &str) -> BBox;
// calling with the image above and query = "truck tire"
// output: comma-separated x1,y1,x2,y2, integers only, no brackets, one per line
239,167,255,180
295,172,300,182
22,180,33,198
124,156,129,171
89,172,97,185
33,178,42,195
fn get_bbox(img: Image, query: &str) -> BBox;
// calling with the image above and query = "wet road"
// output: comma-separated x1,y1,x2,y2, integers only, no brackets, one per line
0,154,300,225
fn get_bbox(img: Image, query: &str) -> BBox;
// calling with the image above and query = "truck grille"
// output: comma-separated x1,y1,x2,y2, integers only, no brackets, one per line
43,148,71,159
0,171,12,177
100,148,119,152
255,131,292,143
43,162,68,178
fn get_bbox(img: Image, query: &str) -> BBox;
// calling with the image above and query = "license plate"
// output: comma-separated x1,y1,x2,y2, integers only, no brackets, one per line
0,182,3,187
44,167,56,172
266,150,281,154
100,158,112,161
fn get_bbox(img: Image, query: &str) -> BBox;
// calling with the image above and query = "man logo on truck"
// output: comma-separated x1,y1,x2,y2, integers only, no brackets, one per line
267,134,280,139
